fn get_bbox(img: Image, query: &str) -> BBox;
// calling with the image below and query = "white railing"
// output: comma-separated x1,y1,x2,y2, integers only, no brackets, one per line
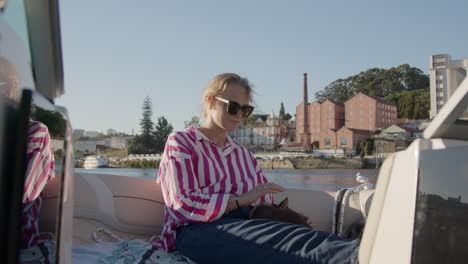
125,154,163,161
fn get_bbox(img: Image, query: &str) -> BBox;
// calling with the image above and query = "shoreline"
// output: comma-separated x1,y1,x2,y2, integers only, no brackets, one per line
257,157,377,170
78,156,378,170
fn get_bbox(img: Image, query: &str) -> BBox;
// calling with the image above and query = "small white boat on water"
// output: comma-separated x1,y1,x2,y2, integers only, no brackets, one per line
83,156,108,169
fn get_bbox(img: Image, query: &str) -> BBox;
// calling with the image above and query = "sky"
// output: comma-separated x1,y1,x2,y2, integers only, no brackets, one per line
55,0,468,134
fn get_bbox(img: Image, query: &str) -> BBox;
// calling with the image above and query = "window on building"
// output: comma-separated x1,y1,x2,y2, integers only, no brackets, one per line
340,136,347,147
325,137,331,149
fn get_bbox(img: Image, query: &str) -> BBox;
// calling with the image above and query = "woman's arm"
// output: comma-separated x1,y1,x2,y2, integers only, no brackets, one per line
23,121,55,203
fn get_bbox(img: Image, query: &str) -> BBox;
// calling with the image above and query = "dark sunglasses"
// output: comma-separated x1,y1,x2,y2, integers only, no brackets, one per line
214,97,254,118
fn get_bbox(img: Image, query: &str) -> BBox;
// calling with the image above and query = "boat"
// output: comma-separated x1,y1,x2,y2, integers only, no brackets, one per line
82,156,108,169
2,1,468,263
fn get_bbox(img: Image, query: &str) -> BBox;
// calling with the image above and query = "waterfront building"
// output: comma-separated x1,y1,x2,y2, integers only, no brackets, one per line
74,138,106,152
73,129,85,137
345,93,398,131
308,99,345,146
428,54,468,118
108,136,129,149
295,74,398,152
380,124,422,141
74,136,129,152
84,131,100,137
229,111,293,151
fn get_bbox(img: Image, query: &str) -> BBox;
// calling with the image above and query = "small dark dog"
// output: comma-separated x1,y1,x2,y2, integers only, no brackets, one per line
249,198,310,227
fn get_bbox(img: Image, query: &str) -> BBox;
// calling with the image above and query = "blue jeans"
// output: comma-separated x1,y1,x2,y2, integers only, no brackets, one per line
176,206,359,264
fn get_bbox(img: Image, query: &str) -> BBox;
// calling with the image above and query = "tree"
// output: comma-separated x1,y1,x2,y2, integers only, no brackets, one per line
279,102,285,117
284,113,292,120
34,107,67,139
128,96,157,154
243,114,268,125
385,89,430,119
154,116,174,153
140,96,155,138
314,64,429,103
184,116,200,128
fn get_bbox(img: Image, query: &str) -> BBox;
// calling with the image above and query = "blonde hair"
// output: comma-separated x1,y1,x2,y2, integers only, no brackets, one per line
201,73,254,118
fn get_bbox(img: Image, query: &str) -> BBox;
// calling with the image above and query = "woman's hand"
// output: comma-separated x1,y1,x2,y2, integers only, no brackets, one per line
300,213,315,228
238,183,285,206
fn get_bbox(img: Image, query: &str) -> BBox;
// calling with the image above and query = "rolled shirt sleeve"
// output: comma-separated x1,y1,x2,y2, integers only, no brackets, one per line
23,121,55,203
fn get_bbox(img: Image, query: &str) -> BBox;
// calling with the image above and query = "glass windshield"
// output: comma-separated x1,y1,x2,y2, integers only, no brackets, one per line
412,147,468,263
0,0,35,91
458,106,468,122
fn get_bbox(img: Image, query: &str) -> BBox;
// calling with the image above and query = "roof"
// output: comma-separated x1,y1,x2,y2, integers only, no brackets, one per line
396,124,419,132
349,92,396,106
367,94,395,105
346,127,373,134
323,99,345,106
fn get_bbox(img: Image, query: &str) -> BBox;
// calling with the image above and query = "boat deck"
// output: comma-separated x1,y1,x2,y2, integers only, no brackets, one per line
72,217,196,264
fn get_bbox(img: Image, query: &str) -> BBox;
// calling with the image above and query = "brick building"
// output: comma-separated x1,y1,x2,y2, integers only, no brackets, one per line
345,93,398,131
295,74,398,152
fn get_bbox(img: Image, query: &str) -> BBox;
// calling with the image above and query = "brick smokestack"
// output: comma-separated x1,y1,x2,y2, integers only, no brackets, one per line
303,73,308,134
300,73,311,150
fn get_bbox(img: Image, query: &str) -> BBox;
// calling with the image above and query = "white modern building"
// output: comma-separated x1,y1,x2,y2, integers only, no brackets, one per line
73,129,85,137
428,54,467,118
85,131,100,137
74,139,106,152
74,136,130,152
108,136,129,149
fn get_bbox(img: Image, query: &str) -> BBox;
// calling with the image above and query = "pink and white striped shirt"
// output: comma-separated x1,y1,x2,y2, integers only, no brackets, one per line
22,120,55,248
153,125,274,251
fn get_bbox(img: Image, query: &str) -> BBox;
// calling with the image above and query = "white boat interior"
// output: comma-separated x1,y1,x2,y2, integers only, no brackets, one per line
37,78,467,263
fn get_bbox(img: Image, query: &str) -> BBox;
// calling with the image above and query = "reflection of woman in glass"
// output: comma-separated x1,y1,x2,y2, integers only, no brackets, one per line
0,56,55,248
154,73,359,264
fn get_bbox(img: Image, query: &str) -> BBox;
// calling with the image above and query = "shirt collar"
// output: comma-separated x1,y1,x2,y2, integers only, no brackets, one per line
189,125,238,151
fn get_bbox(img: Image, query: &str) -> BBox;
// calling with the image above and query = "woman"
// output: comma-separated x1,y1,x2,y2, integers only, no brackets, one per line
154,73,359,264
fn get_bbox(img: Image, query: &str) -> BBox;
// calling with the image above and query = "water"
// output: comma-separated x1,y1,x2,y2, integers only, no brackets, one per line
75,168,379,192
